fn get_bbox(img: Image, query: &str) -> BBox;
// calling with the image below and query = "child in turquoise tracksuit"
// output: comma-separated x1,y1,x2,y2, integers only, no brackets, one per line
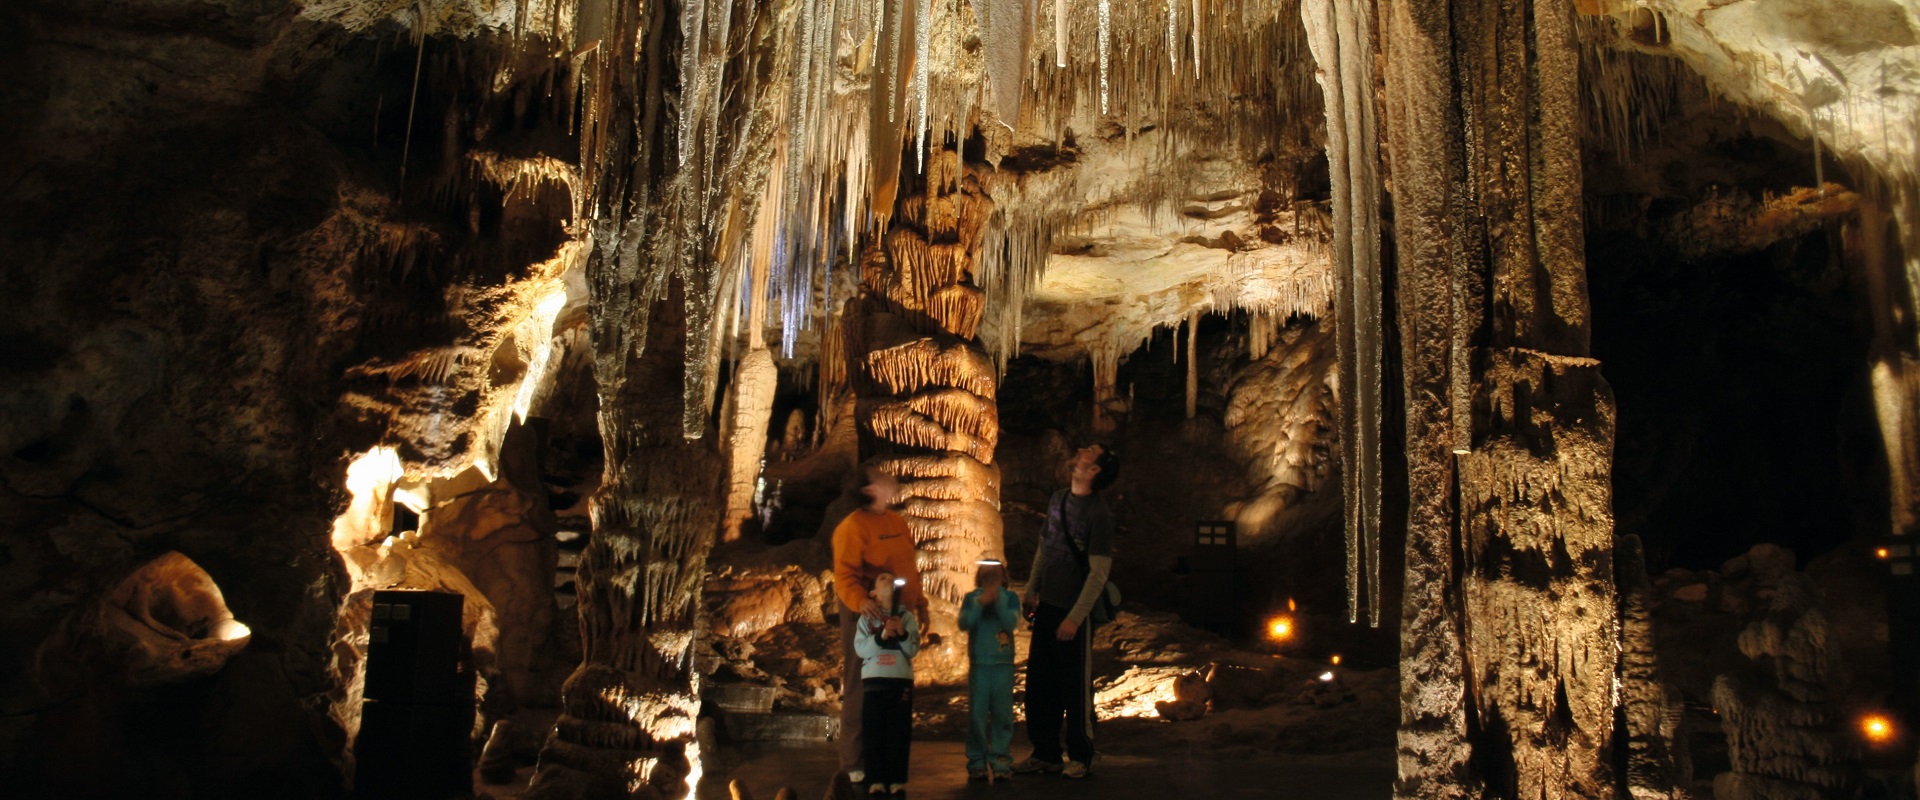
959,559,1020,781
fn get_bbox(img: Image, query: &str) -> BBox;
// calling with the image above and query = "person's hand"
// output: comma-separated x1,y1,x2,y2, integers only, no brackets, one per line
1022,594,1038,616
978,589,997,606
884,617,904,639
860,599,884,620
1055,619,1079,641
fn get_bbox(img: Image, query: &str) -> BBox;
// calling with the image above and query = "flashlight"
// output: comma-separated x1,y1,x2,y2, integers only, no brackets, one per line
977,559,1003,566
894,578,907,587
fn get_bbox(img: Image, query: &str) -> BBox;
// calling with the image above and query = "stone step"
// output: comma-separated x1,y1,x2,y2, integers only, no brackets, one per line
703,682,778,714
716,710,837,743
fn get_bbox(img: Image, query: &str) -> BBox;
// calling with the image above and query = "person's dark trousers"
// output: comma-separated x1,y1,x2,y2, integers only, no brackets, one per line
838,603,865,775
1024,602,1094,765
861,678,915,787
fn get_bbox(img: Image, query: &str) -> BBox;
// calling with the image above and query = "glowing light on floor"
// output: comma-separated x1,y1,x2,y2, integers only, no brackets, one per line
1860,713,1895,744
1318,671,1335,682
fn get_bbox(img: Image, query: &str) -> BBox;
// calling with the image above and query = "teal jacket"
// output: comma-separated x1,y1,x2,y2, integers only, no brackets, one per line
958,588,1020,665
854,609,921,681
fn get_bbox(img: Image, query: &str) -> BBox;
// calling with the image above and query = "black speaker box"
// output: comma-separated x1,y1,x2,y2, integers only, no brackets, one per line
364,590,465,703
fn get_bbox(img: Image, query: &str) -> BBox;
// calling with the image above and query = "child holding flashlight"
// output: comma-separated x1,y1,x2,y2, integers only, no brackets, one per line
959,558,1020,781
853,572,920,797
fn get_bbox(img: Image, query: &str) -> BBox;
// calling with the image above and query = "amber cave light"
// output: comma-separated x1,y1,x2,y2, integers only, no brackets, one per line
1878,547,1892,560
1266,616,1295,642
1860,713,1895,745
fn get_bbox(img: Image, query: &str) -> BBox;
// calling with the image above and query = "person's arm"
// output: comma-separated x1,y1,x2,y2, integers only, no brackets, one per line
958,590,983,630
1062,500,1116,628
853,617,882,659
898,611,921,659
994,588,1020,632
832,517,879,616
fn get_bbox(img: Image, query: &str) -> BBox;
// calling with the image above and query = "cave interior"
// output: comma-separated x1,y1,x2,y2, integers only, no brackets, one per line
3,0,1919,799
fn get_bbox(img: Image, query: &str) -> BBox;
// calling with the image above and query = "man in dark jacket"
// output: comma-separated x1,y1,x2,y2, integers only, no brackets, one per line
1013,444,1118,779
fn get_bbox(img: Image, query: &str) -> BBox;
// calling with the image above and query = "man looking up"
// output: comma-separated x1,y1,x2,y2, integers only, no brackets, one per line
1014,444,1119,779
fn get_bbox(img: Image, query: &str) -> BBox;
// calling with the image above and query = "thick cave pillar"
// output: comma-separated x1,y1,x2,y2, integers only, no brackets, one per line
848,147,1003,664
1375,0,1618,797
530,280,722,799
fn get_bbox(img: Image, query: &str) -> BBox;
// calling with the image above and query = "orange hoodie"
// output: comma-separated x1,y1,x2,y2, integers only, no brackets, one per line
832,508,927,617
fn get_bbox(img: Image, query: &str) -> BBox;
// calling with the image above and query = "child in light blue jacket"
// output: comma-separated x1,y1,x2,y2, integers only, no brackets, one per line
854,573,920,796
959,559,1020,781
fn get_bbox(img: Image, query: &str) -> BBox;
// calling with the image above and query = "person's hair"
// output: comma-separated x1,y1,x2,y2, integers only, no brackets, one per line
973,560,1008,590
1091,447,1121,493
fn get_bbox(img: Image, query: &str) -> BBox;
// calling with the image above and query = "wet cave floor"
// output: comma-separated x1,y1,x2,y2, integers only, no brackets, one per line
691,739,1395,800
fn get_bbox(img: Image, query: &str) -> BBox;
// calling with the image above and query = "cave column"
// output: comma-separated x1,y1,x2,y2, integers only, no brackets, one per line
721,347,778,542
531,278,723,799
1377,0,1618,797
848,146,1003,668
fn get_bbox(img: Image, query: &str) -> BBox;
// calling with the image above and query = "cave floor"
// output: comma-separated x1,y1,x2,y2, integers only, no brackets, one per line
694,739,1395,800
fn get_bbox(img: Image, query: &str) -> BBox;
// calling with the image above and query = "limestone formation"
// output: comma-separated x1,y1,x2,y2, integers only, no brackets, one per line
6,1,1920,799
1711,574,1862,800
41,552,253,688
849,149,1005,657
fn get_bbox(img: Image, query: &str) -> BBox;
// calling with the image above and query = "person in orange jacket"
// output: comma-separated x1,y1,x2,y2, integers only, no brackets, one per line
832,463,928,786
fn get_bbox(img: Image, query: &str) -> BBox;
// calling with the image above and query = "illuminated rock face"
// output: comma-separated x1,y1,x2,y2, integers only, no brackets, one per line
49,552,254,688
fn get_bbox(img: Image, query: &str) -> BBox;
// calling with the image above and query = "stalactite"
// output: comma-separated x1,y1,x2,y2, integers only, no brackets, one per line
1166,0,1179,77
1185,310,1199,419
1097,0,1112,114
1302,0,1383,627
913,0,932,171
1054,0,1068,67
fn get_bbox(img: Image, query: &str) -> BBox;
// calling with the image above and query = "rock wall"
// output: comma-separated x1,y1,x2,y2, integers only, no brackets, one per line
0,2,587,795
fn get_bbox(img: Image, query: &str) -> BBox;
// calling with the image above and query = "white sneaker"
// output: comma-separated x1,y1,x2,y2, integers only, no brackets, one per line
848,769,866,784
1062,760,1089,779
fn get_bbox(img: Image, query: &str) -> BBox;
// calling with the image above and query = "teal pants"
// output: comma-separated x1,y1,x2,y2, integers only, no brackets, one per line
966,664,1016,772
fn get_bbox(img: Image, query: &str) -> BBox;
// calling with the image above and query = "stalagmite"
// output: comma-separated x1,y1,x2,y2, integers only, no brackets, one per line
722,349,779,542
1618,536,1688,800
